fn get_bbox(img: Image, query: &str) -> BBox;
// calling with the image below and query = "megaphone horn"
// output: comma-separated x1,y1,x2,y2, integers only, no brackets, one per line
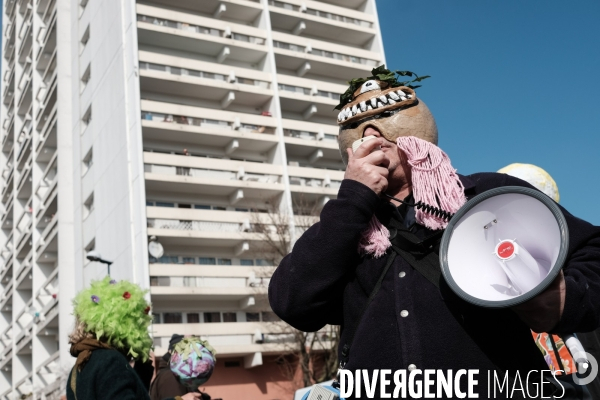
439,186,569,308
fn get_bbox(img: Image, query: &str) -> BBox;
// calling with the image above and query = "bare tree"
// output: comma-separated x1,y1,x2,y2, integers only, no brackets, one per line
250,196,340,389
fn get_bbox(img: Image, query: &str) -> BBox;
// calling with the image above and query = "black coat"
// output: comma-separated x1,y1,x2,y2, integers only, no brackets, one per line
269,173,600,399
67,349,178,400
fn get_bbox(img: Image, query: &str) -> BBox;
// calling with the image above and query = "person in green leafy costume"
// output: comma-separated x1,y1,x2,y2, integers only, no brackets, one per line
66,277,202,400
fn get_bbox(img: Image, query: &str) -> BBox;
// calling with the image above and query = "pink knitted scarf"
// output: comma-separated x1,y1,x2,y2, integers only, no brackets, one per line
357,137,466,257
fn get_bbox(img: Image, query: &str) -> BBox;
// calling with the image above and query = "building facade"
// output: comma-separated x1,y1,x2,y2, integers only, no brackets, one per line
0,0,385,398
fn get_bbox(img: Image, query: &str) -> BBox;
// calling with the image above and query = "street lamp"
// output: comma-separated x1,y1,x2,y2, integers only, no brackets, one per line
86,251,114,277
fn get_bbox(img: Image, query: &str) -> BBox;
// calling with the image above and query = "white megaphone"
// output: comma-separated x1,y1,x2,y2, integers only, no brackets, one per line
439,186,569,308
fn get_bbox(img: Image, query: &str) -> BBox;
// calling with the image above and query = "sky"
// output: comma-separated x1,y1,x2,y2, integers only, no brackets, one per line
377,0,600,225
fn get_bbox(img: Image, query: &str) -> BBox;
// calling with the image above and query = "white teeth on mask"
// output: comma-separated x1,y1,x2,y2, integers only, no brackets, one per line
376,101,384,108
359,101,367,112
345,108,352,118
397,90,406,97
388,91,399,100
407,94,413,99
388,98,396,105
367,105,373,111
370,98,377,108
338,111,344,121
352,105,358,115
400,96,406,101
379,95,388,104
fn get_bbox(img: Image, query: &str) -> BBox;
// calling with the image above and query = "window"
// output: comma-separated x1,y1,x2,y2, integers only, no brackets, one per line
81,63,91,93
255,259,270,266
224,361,241,368
156,202,175,207
186,313,200,323
240,259,254,266
182,257,196,264
80,25,90,54
163,313,182,323
218,258,232,266
261,312,279,322
178,203,192,209
246,312,260,322
194,205,210,210
158,255,179,264
199,257,216,265
153,313,161,324
223,312,237,322
150,277,158,286
203,312,221,323
83,193,94,219
82,147,93,176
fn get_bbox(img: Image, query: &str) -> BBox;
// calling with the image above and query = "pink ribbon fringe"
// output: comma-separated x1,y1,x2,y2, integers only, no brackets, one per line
357,136,467,257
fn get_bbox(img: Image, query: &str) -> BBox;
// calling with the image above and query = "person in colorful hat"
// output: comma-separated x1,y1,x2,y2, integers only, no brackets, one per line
66,277,202,400
268,66,600,398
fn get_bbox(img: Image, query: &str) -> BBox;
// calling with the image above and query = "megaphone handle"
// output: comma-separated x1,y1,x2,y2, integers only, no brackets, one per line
496,260,523,294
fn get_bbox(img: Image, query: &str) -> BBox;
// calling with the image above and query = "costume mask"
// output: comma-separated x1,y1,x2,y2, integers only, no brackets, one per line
336,67,438,165
335,67,467,257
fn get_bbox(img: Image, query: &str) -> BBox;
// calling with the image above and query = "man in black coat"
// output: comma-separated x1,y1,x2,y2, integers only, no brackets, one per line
268,68,600,399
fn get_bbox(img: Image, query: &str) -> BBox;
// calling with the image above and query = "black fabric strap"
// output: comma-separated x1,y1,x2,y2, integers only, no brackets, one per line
390,228,443,288
341,251,397,367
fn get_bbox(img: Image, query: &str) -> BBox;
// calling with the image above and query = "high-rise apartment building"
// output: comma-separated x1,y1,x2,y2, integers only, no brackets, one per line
0,0,385,398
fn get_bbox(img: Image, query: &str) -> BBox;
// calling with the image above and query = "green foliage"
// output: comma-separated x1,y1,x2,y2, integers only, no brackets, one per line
335,65,430,110
73,277,154,361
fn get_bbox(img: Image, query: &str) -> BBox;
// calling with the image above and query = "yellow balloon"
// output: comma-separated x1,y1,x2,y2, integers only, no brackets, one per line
498,163,560,203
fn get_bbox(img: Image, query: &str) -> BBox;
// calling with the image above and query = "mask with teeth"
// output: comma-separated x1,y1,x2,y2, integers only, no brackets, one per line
336,67,467,256
336,67,438,165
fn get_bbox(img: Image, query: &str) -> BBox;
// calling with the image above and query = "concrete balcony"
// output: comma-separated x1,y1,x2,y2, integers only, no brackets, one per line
140,100,278,147
268,0,376,48
152,322,291,358
149,263,269,302
35,10,56,64
144,151,285,201
140,0,263,25
147,211,266,250
137,4,267,64
287,165,343,201
35,350,59,393
277,74,344,121
318,0,367,10
271,31,380,81
138,57,273,109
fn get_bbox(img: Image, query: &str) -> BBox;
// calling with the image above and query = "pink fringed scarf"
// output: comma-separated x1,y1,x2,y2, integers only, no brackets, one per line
358,136,467,257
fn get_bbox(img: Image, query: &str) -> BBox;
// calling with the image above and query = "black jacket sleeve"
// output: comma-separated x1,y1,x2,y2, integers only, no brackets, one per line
268,179,380,332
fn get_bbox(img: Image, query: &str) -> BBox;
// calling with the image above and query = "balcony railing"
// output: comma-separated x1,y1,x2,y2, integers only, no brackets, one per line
148,218,247,233
137,15,266,45
140,61,270,89
141,111,275,135
150,275,270,289
283,128,336,142
273,40,377,66
278,83,340,101
144,163,281,184
268,0,373,28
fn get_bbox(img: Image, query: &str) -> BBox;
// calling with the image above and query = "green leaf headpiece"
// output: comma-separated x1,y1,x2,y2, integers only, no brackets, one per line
335,65,430,110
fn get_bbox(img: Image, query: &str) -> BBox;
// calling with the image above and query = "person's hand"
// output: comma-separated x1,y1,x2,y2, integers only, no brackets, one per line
181,393,202,400
344,138,390,195
511,270,566,332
